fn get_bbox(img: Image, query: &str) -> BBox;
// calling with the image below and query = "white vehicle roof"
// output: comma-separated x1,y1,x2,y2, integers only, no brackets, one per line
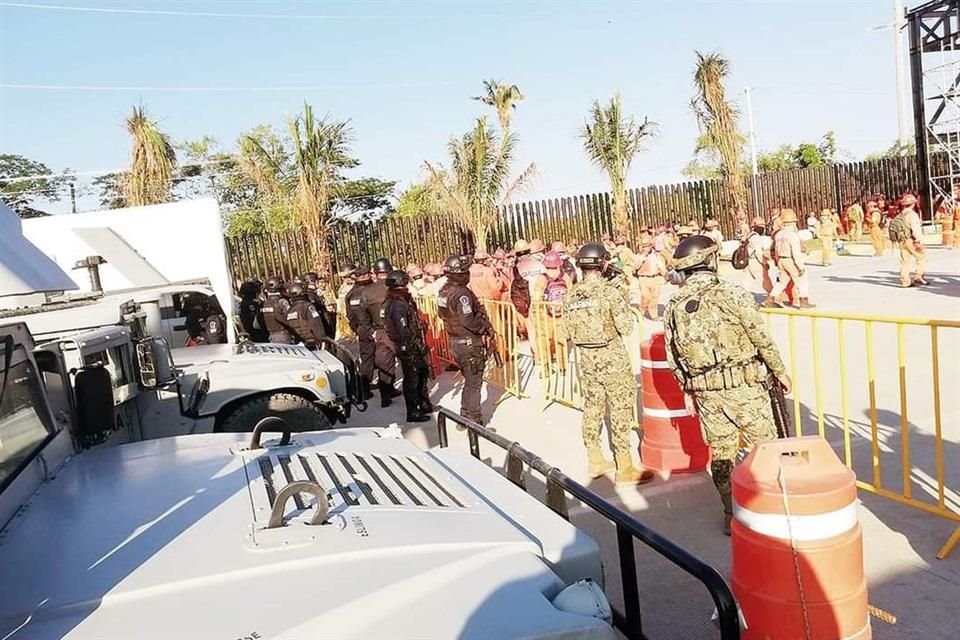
0,429,610,640
0,203,77,298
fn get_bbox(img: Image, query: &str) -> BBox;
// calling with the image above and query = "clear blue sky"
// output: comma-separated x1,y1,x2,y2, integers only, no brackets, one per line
0,0,906,214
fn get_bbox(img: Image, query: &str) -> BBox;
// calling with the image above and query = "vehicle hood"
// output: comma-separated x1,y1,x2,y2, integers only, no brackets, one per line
0,430,609,640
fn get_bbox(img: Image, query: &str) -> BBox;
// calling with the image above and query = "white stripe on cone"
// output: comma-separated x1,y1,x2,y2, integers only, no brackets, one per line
640,359,672,369
733,501,859,541
642,406,693,419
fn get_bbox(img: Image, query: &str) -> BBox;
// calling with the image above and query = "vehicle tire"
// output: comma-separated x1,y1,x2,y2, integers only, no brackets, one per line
218,393,332,433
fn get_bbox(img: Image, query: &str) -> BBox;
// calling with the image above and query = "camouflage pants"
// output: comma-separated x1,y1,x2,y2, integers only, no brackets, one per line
695,384,777,510
577,342,636,456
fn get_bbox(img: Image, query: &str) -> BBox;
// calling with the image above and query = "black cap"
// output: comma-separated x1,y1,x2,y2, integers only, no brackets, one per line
385,269,409,288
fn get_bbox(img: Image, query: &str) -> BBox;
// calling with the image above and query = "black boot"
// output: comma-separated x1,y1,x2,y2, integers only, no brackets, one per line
406,411,431,423
361,376,374,401
379,382,393,408
419,399,434,413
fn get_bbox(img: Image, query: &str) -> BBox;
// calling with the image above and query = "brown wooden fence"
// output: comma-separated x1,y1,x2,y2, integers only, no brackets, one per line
225,155,924,286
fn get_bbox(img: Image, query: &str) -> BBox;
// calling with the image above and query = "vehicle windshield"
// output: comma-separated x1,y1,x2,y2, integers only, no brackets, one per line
0,351,51,491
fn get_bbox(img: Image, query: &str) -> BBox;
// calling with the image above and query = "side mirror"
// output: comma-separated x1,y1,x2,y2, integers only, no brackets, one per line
136,337,176,389
74,366,115,447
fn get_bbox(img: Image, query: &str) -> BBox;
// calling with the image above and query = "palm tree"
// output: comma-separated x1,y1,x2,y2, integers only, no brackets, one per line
123,105,177,207
424,116,535,250
691,51,748,214
580,94,657,234
239,103,356,276
472,79,525,132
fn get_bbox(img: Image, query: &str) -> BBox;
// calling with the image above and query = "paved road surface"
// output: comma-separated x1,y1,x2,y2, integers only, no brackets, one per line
353,247,959,639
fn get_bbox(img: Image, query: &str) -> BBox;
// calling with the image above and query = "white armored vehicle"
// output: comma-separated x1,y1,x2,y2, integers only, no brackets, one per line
0,203,741,639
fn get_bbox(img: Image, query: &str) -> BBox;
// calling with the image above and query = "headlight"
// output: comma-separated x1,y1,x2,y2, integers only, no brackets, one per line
552,579,612,624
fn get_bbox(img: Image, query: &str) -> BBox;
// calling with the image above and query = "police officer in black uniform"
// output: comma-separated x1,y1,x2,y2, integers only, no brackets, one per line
362,257,399,407
239,280,268,342
345,266,376,399
382,270,432,422
262,276,294,344
438,254,494,426
303,271,336,339
280,281,328,349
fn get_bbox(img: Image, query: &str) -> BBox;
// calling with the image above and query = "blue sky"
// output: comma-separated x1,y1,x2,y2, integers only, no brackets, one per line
0,0,905,214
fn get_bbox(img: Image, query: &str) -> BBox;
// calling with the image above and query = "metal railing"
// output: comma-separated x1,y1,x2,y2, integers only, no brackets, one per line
435,407,741,640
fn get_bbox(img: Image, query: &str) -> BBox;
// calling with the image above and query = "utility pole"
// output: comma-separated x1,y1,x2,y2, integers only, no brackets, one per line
69,181,77,214
894,0,910,151
745,87,760,214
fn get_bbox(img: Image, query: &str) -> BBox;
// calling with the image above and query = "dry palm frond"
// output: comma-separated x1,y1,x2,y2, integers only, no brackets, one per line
123,105,177,207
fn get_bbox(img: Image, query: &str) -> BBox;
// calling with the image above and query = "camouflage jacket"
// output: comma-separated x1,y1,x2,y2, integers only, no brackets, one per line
562,274,633,347
663,272,786,391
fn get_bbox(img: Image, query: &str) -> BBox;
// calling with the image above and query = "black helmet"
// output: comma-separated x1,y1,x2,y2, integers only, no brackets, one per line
287,281,307,299
673,235,719,273
385,269,409,289
373,257,393,274
338,263,357,279
291,275,304,285
239,280,260,298
264,276,283,293
304,271,319,284
353,265,373,281
576,243,609,269
443,254,471,275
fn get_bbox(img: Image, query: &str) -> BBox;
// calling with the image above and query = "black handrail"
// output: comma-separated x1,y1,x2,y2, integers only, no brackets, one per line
436,407,740,640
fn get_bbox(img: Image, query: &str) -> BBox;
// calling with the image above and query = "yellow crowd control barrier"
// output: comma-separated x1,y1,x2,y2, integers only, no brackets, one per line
335,307,353,339
416,296,524,401
759,307,960,560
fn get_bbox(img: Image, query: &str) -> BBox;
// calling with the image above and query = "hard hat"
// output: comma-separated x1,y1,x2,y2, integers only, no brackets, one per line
373,257,393,274
753,216,767,227
264,276,284,293
424,262,443,277
820,209,831,216
529,238,546,253
513,239,530,254
551,241,567,254
576,243,610,269
780,208,798,224
672,235,720,273
337,263,356,279
474,249,491,261
443,254,472,275
901,193,917,206
493,248,506,260
639,234,653,247
676,226,694,237
385,269,410,289
405,263,423,278
705,218,720,229
543,252,563,269
287,281,307,299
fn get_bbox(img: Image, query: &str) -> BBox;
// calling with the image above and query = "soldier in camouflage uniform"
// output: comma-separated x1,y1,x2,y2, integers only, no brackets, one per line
563,244,655,486
663,235,792,534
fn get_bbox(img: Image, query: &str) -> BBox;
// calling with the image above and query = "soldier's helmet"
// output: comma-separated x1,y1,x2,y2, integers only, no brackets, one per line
304,272,319,284
338,263,357,279
443,254,472,275
287,281,307,299
672,235,719,273
374,257,393,274
385,269,410,289
264,276,284,293
576,243,610,269
291,275,304,285
239,280,259,298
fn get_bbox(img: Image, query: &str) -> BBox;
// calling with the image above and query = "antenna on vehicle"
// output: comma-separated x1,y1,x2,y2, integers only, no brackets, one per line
73,255,106,294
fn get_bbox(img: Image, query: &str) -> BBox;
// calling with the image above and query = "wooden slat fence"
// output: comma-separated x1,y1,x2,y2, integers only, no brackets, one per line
226,155,924,286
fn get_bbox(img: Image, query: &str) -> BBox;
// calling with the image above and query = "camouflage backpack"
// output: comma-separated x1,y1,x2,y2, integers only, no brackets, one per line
888,216,910,243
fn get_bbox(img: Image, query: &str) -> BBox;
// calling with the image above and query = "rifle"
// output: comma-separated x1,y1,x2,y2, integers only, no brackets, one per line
765,371,791,439
484,333,503,368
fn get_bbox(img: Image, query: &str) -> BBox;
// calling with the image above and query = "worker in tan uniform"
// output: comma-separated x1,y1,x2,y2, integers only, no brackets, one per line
764,209,815,308
818,208,838,266
895,194,928,287
867,202,886,256
633,234,667,320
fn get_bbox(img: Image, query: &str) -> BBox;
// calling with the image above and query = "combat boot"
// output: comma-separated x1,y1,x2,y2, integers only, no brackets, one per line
378,382,393,408
797,297,816,309
614,454,655,485
586,446,615,479
721,493,734,536
406,411,431,423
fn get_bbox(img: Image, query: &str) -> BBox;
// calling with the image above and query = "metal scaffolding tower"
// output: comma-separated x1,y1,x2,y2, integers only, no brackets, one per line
909,0,960,218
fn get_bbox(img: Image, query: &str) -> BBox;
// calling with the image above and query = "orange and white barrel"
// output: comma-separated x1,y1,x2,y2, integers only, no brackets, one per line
639,332,710,473
731,436,870,640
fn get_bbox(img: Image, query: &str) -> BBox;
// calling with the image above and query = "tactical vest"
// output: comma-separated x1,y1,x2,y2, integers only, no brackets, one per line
262,293,288,334
564,281,617,347
285,299,316,342
667,275,761,381
363,282,388,329
437,282,468,338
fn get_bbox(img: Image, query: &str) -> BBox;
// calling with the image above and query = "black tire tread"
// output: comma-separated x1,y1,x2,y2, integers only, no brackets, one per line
219,392,331,433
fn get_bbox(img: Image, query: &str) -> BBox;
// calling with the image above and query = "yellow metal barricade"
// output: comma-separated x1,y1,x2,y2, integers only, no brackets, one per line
335,306,353,339
760,307,960,559
415,296,455,367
